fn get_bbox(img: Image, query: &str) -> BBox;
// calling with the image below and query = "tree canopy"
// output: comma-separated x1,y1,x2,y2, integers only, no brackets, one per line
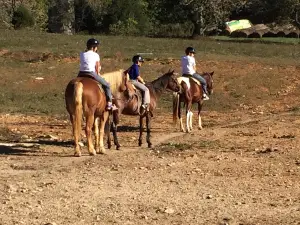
0,0,299,36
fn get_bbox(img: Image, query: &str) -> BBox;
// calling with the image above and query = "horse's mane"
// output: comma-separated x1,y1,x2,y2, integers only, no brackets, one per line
102,70,124,94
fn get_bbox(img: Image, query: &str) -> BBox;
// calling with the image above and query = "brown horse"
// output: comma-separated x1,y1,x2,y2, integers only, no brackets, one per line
107,70,181,149
173,72,214,133
65,70,126,156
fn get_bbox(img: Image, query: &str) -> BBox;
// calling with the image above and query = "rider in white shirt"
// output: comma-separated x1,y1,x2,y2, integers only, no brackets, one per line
181,47,209,100
78,38,113,110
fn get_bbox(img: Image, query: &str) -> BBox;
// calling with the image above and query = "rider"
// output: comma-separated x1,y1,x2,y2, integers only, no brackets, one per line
78,38,113,110
181,47,209,100
127,55,150,111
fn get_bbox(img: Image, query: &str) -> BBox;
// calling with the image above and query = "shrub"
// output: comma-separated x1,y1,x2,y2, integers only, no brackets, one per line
12,4,34,29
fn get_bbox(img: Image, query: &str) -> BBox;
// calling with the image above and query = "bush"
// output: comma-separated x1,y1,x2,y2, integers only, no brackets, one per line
12,4,35,29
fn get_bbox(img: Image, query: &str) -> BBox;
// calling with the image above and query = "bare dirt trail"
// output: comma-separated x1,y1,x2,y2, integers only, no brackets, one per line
0,109,299,225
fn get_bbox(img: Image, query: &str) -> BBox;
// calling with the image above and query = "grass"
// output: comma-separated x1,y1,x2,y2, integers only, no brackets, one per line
0,29,300,115
214,36,300,45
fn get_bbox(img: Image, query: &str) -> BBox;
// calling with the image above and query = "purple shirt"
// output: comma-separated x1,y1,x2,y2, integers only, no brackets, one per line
128,64,139,80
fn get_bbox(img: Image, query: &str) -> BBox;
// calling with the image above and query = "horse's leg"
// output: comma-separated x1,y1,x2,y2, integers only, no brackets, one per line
198,102,203,130
94,117,100,153
179,101,185,133
112,121,121,150
85,113,96,156
186,102,193,133
189,111,193,131
146,113,152,148
138,116,144,146
70,114,81,157
99,111,109,154
105,116,112,150
112,108,121,150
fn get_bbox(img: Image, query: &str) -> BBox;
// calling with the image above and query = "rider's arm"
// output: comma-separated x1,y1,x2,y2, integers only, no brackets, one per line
95,60,101,75
137,75,145,84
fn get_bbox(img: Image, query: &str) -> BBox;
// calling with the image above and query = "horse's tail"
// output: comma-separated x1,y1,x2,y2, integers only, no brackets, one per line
74,81,83,141
173,92,180,125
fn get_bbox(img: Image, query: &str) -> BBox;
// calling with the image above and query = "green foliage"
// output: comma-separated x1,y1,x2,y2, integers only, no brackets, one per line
31,0,49,30
106,0,152,35
12,4,35,29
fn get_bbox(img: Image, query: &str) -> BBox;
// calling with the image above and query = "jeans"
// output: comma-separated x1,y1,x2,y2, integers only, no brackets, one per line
79,71,112,102
130,80,150,105
192,73,208,95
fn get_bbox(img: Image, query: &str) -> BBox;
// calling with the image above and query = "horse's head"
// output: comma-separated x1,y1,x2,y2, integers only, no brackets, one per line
202,71,214,95
164,70,181,92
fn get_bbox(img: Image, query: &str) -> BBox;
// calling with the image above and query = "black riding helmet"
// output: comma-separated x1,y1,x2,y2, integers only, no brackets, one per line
185,47,196,54
132,55,144,63
86,38,100,49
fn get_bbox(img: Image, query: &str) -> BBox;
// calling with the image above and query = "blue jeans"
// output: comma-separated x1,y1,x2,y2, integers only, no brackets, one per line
79,71,112,102
192,73,208,95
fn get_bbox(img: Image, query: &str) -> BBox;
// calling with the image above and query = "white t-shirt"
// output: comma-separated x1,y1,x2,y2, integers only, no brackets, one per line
181,55,196,75
79,51,100,72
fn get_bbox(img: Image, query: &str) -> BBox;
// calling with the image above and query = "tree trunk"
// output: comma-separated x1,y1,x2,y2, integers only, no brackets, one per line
191,6,205,37
48,0,74,34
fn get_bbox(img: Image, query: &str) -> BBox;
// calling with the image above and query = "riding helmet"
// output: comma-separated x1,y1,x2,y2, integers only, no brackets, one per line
86,38,100,49
185,47,196,54
132,55,145,63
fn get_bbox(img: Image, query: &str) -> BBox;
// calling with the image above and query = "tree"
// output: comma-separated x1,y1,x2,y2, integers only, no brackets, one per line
74,0,111,33
180,0,234,36
12,4,34,29
48,0,75,34
105,0,152,35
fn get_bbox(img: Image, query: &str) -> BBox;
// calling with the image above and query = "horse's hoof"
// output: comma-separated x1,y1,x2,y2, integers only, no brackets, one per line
116,145,121,150
148,144,152,148
138,141,142,146
89,150,97,156
99,148,106,154
74,152,81,157
198,126,203,130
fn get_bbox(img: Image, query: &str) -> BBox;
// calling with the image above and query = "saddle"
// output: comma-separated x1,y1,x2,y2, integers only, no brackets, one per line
178,74,201,90
77,72,104,93
123,71,144,111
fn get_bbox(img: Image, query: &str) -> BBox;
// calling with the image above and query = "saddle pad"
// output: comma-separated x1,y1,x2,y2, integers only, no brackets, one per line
177,77,200,90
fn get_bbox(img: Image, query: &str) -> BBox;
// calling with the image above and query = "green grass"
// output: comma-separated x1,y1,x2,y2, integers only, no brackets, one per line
214,36,300,45
1,29,299,62
0,29,300,115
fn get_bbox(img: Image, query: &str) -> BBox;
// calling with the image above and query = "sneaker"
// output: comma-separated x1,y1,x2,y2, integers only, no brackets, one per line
141,104,148,109
140,104,148,115
203,94,209,100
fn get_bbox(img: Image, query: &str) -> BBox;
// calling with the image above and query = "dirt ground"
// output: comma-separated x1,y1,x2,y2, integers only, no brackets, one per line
0,60,300,225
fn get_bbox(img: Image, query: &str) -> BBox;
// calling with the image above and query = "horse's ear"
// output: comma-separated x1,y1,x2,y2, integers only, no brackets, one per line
210,71,214,76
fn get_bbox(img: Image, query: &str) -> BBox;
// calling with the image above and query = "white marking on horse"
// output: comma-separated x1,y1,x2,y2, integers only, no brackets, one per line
177,77,201,90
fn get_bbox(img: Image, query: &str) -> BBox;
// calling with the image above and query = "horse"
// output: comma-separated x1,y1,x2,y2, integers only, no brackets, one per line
173,72,214,133
65,70,127,157
107,70,181,149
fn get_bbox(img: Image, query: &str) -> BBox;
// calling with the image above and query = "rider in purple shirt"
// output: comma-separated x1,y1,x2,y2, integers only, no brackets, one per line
127,55,150,111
